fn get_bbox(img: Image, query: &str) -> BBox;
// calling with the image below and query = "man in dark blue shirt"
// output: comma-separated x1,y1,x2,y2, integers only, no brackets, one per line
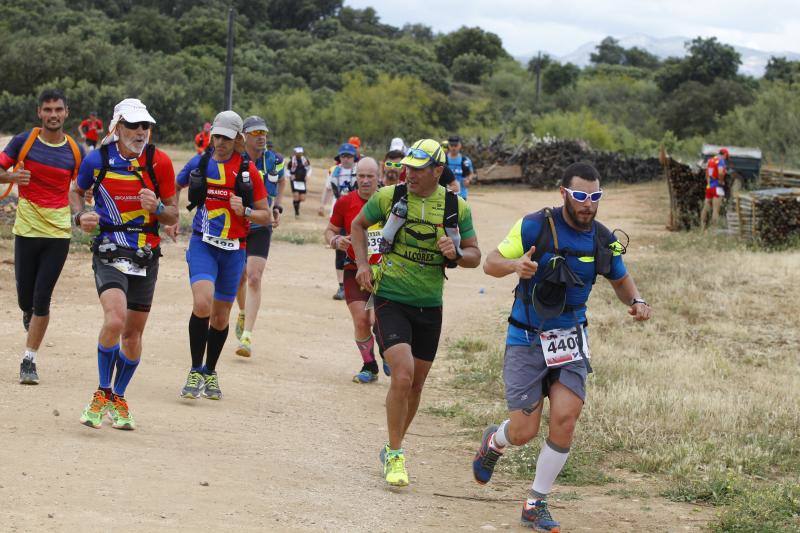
472,162,652,531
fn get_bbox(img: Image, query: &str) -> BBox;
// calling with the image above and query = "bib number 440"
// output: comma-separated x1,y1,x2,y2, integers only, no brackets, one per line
540,327,590,368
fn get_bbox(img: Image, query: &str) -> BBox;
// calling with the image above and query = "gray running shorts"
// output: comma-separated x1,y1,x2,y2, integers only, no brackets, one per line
503,338,589,411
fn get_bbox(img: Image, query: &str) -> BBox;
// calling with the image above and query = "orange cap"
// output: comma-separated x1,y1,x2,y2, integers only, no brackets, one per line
348,136,361,148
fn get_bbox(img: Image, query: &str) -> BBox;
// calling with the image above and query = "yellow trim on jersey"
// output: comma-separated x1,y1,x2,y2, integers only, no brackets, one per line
94,169,142,182
205,163,228,186
36,136,68,148
120,208,151,247
207,208,231,238
497,218,524,259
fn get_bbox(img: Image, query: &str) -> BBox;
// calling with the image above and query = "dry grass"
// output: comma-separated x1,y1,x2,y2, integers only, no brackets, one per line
430,188,800,530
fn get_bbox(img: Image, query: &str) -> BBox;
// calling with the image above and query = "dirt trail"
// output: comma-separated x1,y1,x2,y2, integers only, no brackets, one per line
0,149,713,531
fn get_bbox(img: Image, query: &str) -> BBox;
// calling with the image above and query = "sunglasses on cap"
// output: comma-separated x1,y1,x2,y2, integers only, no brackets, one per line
408,147,443,166
247,130,268,136
384,161,403,169
120,120,151,130
564,187,603,202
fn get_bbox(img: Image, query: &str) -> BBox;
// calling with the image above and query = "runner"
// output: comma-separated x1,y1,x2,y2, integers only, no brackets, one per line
319,143,358,300
234,115,285,357
0,89,84,385
171,110,270,400
286,146,310,217
323,157,389,382
194,122,211,154
79,111,103,150
350,139,481,487
445,135,474,199
382,148,404,187
471,162,652,531
71,98,178,430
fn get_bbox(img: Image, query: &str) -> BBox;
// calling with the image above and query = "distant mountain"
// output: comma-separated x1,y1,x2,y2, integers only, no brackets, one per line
517,34,800,77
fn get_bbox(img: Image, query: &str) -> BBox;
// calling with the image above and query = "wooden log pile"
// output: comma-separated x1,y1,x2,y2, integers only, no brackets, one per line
663,157,705,231
465,138,662,188
736,189,800,246
760,167,800,188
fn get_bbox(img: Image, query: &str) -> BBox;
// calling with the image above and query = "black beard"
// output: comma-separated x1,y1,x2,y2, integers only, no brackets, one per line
564,201,595,231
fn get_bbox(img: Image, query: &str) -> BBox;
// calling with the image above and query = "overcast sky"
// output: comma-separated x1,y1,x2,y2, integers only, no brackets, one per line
345,0,800,57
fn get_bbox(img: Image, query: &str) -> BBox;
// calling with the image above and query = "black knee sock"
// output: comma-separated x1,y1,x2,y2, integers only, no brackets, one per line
189,314,210,370
204,325,229,374
293,200,300,215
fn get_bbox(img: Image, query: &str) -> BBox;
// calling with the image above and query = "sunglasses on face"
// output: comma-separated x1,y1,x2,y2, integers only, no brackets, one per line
339,153,354,159
247,130,267,136
384,161,403,169
564,187,603,202
120,120,151,131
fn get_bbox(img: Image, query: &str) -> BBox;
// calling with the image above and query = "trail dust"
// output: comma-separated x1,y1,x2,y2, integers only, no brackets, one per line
0,145,714,531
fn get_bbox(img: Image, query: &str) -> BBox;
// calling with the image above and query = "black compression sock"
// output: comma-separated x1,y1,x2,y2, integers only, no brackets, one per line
364,361,379,374
204,325,229,374
189,314,210,370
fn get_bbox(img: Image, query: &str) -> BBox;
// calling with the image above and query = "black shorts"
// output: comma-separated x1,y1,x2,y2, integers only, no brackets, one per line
92,254,160,313
246,226,272,259
373,296,443,362
290,179,307,193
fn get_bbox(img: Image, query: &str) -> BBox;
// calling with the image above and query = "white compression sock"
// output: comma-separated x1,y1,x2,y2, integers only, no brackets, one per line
530,439,570,500
23,349,37,362
491,419,511,449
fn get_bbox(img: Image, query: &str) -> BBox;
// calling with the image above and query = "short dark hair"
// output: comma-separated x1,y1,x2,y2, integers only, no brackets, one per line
385,150,405,160
561,162,600,188
38,89,67,107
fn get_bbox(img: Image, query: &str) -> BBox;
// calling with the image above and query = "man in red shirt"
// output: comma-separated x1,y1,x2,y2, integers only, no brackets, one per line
79,111,103,150
323,157,388,383
700,148,728,230
194,122,211,154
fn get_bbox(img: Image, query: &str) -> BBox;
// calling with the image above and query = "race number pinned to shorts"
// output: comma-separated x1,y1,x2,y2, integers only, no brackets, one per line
540,327,590,367
292,180,307,192
267,172,280,183
716,186,725,198
367,223,383,256
202,233,240,251
108,258,147,277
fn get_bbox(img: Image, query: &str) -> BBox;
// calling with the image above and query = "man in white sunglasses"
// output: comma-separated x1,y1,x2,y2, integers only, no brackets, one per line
473,161,652,531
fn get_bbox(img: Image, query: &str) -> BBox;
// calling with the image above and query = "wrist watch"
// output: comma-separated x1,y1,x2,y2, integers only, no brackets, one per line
244,207,253,218
155,201,165,215
631,298,648,306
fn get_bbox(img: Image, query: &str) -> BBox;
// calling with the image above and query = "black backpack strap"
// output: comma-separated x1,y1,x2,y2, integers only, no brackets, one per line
144,144,159,198
592,220,615,281
443,189,458,229
199,147,213,179
92,144,111,198
390,183,407,213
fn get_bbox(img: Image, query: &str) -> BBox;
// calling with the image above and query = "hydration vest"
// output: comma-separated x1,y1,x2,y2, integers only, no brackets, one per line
186,148,253,211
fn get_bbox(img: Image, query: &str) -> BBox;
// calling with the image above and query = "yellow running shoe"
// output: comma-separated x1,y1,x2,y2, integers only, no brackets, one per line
384,450,409,487
79,390,109,429
236,335,252,358
235,312,245,340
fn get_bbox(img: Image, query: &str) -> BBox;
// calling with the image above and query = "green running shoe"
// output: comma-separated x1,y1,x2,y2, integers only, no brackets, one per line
235,312,245,340
202,372,222,400
79,390,109,429
107,394,136,430
384,449,409,487
181,370,204,399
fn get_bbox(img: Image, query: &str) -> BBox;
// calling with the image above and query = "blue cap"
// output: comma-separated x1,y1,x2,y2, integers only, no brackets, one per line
338,143,357,157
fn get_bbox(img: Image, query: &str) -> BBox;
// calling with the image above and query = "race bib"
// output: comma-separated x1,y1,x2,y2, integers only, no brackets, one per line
292,180,307,191
267,173,279,183
202,233,240,251
108,257,147,277
367,225,383,256
540,327,590,368
716,186,725,198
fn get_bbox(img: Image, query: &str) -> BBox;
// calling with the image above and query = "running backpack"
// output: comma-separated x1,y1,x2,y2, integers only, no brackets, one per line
186,148,253,211
93,143,160,235
1,127,82,200
388,183,460,269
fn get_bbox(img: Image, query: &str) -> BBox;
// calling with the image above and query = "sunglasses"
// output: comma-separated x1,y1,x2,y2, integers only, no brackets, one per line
384,161,403,169
339,153,355,159
564,187,603,202
408,147,443,167
247,130,267,136
120,120,151,130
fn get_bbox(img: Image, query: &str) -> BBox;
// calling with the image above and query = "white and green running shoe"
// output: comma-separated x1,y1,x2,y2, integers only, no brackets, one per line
107,394,136,430
181,370,204,399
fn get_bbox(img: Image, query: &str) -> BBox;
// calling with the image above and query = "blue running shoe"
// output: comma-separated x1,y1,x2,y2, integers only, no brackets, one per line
473,424,502,484
382,359,391,377
353,369,378,384
379,442,389,465
521,500,560,532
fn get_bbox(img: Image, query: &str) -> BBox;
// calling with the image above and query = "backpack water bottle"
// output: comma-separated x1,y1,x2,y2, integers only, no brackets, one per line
379,196,408,254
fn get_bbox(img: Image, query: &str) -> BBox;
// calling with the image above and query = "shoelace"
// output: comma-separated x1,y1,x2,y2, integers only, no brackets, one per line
89,392,107,412
113,397,129,417
187,372,202,388
388,455,405,474
482,447,502,469
532,501,554,522
205,374,219,390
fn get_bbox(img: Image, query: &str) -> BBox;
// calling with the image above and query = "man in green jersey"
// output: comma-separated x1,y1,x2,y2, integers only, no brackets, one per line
351,138,481,487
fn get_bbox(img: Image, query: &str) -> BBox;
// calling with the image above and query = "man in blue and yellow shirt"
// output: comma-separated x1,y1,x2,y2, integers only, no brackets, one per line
472,162,652,531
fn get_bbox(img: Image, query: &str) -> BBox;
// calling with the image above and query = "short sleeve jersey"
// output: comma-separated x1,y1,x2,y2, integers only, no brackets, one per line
329,190,381,269
446,154,474,199
328,165,357,198
361,185,476,307
706,156,726,189
76,142,175,249
250,150,284,229
177,152,267,241
80,118,103,142
498,207,627,345
0,131,85,238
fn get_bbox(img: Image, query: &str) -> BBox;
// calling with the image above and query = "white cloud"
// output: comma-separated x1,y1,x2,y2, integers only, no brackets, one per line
345,0,800,56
